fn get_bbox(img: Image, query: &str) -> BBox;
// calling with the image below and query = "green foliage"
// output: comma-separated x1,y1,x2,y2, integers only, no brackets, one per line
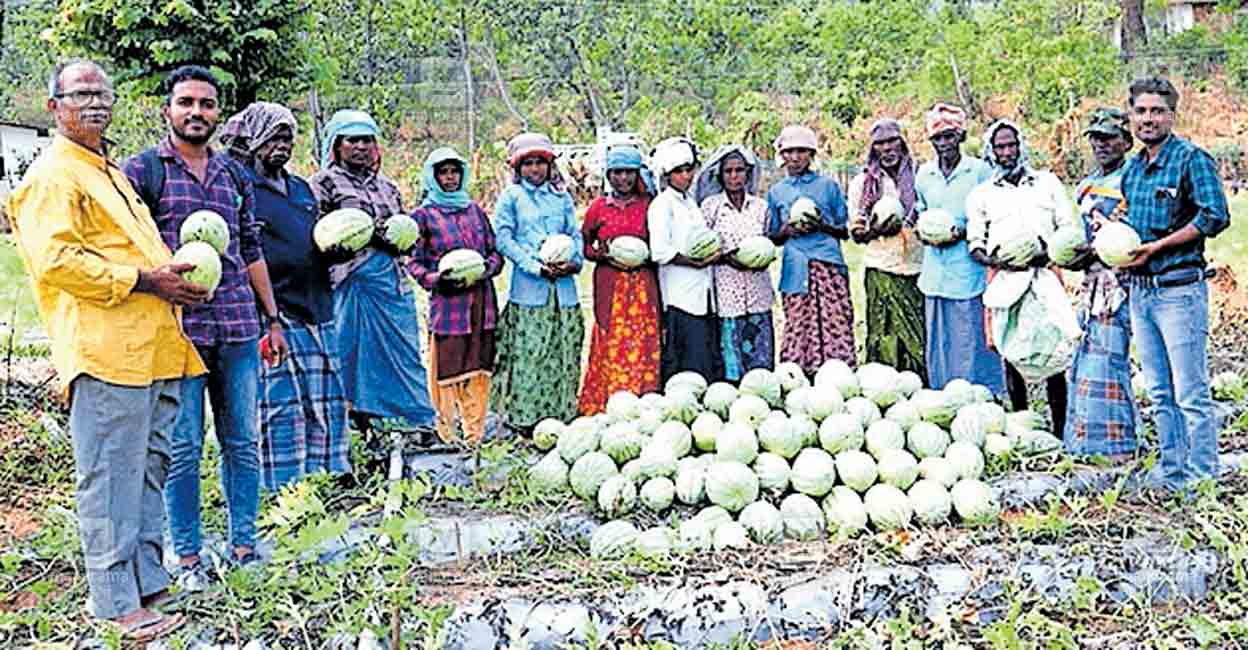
1226,13,1248,91
46,0,314,108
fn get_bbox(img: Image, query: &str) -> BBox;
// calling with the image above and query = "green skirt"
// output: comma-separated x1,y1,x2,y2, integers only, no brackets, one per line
864,268,926,377
489,291,585,429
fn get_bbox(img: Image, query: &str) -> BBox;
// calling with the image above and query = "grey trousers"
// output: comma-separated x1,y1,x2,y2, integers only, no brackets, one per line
70,375,181,619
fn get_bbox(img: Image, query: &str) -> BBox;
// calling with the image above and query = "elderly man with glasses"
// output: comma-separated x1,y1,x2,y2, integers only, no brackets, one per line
7,60,207,641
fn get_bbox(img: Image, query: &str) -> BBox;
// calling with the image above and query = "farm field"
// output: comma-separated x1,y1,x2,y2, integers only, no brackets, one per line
0,192,1246,648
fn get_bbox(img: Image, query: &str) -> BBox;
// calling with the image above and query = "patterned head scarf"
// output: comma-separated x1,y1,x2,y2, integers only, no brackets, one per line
925,103,968,137
694,143,760,206
321,109,381,170
860,118,918,226
217,102,297,166
421,147,471,209
982,118,1030,178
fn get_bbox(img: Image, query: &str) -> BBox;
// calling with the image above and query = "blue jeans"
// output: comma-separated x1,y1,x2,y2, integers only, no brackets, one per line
166,339,260,559
1129,279,1219,490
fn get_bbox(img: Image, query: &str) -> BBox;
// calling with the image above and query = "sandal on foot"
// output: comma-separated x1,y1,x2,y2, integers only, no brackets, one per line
112,610,185,642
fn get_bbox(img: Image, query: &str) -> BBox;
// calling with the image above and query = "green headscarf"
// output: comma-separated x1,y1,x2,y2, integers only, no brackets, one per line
421,147,471,209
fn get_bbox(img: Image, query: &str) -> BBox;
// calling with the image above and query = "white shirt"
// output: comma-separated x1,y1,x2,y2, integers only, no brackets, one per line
965,168,1076,257
648,187,715,316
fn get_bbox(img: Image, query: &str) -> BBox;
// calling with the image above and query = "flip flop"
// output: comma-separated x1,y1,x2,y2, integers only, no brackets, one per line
114,610,186,642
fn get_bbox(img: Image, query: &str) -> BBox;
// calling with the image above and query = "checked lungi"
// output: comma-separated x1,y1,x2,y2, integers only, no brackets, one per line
258,317,350,491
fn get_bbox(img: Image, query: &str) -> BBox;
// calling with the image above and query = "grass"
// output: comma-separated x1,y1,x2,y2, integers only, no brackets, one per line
1208,191,1248,281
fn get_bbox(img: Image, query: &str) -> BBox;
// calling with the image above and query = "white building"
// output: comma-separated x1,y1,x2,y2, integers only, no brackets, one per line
1,120,53,205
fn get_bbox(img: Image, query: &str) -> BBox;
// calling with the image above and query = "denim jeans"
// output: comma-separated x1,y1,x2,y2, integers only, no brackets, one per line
166,339,260,559
1129,279,1219,490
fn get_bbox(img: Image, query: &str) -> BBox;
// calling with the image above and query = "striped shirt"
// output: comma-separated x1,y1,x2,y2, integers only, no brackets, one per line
123,138,262,347
1121,134,1230,275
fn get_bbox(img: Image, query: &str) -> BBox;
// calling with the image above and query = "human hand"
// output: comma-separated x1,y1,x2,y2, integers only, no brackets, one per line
138,264,212,305
436,273,465,293
259,328,289,367
1121,242,1160,269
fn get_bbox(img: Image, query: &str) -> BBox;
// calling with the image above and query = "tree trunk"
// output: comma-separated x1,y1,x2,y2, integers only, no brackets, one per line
1121,0,1148,61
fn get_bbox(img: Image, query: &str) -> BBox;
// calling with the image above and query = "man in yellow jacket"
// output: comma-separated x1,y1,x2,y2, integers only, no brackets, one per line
7,60,209,641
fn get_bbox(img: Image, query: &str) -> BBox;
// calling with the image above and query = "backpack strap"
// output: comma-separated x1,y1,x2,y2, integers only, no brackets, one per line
136,147,165,213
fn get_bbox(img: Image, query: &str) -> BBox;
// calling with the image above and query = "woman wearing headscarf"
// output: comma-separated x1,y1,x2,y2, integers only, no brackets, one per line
697,144,775,380
847,119,926,377
649,137,724,382
766,125,854,377
220,103,351,490
308,109,435,453
578,145,661,414
409,148,504,445
492,133,585,433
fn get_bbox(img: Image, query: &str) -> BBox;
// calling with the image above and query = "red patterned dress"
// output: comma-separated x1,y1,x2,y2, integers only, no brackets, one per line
578,193,662,414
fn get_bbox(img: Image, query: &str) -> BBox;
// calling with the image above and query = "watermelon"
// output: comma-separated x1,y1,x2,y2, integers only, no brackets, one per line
314,208,374,252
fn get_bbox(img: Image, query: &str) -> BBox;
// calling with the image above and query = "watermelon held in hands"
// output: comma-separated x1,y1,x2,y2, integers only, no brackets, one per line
438,248,487,284
382,214,420,251
172,241,223,294
179,209,230,255
733,235,777,269
314,208,374,252
608,236,650,268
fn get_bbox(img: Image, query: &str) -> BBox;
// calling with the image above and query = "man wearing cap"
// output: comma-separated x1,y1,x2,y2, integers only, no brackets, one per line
1059,108,1139,460
913,103,1004,394
1120,76,1231,492
766,124,854,377
309,109,437,457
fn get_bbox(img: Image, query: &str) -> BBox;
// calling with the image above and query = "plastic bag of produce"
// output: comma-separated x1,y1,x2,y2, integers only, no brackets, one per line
983,268,1081,382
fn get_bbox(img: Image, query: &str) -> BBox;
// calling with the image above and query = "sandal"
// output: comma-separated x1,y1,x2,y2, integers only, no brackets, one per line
140,588,190,612
112,609,185,642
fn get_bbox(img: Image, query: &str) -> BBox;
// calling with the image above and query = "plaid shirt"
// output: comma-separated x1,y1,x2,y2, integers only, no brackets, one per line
1121,134,1230,276
123,138,263,347
307,164,406,287
409,202,504,335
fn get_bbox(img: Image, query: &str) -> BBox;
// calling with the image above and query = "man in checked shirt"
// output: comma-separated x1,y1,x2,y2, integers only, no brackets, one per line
1119,76,1231,495
124,65,286,587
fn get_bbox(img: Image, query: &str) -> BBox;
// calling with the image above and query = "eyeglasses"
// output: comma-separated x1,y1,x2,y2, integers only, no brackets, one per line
54,90,117,108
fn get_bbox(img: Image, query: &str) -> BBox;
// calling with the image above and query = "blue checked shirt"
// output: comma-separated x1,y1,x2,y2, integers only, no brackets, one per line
1121,135,1230,276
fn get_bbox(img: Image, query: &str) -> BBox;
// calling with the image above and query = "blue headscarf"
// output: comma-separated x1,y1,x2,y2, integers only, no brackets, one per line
606,145,642,170
320,109,381,169
421,147,471,209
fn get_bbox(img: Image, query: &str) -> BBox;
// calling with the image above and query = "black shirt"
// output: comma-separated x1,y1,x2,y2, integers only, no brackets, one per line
252,169,335,324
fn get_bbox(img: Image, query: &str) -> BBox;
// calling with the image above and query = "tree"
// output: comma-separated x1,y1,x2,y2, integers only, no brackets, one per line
1121,0,1148,61
45,0,314,108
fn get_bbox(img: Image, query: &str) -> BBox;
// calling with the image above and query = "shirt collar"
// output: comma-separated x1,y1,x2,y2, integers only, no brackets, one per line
921,155,976,182
785,171,818,185
52,133,112,168
604,193,643,209
1139,134,1178,170
520,179,556,195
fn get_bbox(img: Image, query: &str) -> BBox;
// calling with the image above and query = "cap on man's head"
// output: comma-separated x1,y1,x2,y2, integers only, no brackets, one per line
1083,107,1131,139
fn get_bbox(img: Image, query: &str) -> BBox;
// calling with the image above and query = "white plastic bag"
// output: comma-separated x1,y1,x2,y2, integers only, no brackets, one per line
982,269,1081,382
